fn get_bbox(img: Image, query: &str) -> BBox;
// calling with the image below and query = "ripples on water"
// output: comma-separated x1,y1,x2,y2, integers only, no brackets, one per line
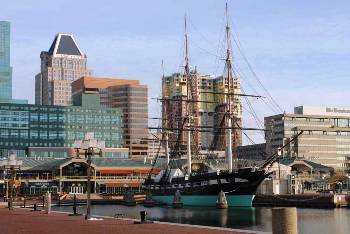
53,205,350,233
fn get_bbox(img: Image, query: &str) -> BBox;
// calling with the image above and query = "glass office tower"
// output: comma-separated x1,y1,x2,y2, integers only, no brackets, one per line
0,21,12,100
0,97,124,158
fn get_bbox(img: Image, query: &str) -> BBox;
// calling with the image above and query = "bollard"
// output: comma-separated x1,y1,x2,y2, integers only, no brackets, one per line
42,195,45,208
140,211,147,223
33,203,37,211
123,191,136,206
58,195,61,206
73,205,77,215
172,190,183,208
143,193,155,207
23,196,26,208
272,207,298,234
8,200,13,210
216,190,228,209
45,192,51,214
73,194,77,214
73,194,77,215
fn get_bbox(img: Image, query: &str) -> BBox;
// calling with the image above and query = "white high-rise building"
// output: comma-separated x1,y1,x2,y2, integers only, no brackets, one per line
35,33,92,106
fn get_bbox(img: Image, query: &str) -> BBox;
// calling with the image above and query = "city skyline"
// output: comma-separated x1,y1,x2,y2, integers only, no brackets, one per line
2,0,350,143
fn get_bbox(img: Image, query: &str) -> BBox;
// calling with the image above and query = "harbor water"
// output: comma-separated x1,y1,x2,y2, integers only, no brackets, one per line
52,205,350,233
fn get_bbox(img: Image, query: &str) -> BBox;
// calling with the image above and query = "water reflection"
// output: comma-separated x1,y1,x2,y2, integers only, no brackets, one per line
52,205,350,233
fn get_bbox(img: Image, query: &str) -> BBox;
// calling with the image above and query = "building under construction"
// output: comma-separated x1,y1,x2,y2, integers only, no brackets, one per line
162,71,242,157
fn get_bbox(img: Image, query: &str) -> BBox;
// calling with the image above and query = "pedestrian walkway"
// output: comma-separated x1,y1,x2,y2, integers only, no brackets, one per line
0,207,260,234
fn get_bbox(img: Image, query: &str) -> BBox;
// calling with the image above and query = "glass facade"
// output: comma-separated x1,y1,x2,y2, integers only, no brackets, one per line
0,21,12,100
0,102,123,158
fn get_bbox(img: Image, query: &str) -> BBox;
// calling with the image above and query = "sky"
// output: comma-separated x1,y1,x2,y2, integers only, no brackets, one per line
2,0,350,143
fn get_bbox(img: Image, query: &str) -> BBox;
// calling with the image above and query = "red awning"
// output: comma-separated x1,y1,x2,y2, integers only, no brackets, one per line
99,169,160,175
104,182,142,187
99,170,133,175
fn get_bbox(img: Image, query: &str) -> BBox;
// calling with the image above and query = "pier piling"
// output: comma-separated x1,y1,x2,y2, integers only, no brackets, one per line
172,190,183,208
272,207,298,234
216,190,228,209
140,211,147,223
123,191,136,206
45,192,51,214
143,193,155,207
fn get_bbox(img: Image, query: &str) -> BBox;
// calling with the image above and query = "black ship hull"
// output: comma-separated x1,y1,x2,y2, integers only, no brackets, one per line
144,168,269,207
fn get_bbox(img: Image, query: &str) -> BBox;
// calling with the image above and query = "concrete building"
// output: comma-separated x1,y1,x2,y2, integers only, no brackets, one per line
72,76,148,158
237,143,267,161
0,94,125,158
265,106,350,171
35,33,92,106
147,132,166,159
162,72,242,155
257,158,333,195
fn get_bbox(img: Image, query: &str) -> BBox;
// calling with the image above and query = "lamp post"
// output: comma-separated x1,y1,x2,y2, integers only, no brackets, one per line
0,153,23,210
73,133,104,220
322,175,326,193
346,174,350,195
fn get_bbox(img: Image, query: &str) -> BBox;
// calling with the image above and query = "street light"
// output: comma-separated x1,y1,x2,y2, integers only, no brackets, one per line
73,133,104,220
0,153,23,210
322,175,326,193
347,174,350,195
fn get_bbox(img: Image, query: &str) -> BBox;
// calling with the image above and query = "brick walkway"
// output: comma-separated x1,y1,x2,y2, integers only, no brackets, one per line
0,207,257,234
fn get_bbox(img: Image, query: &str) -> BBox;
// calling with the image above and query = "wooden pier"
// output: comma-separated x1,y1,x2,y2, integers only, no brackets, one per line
253,194,349,208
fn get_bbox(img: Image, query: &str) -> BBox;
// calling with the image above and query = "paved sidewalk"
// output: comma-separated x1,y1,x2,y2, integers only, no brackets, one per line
0,208,259,234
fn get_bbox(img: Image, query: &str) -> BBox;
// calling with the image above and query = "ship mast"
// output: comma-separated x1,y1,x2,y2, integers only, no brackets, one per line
225,3,234,172
184,15,192,175
161,60,170,167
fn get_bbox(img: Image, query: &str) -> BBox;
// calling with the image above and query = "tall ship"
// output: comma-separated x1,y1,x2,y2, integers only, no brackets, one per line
144,4,301,207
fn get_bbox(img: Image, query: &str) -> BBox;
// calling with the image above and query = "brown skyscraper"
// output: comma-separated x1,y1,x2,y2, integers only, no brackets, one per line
72,76,148,158
35,33,92,106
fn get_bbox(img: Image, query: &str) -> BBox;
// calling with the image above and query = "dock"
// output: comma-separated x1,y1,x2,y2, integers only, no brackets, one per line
253,194,349,208
0,206,265,234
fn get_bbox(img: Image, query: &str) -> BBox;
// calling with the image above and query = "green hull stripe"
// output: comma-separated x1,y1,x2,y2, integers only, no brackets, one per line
153,195,254,207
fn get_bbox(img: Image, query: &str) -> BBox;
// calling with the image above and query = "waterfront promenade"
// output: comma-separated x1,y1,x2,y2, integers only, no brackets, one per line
0,206,262,234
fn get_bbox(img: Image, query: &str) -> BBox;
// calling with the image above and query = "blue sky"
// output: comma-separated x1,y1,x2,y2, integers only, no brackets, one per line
2,0,350,143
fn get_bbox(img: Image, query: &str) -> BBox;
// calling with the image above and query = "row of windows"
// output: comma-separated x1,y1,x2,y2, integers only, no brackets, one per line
113,103,147,108
284,117,350,128
125,119,148,123
0,129,122,141
300,138,350,142
125,109,148,113
29,115,121,125
285,123,331,128
107,87,147,92
124,125,148,129
307,150,350,154
125,114,148,118
0,104,115,114
31,151,68,158
107,98,146,102
298,144,350,148
297,130,350,136
125,130,148,134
